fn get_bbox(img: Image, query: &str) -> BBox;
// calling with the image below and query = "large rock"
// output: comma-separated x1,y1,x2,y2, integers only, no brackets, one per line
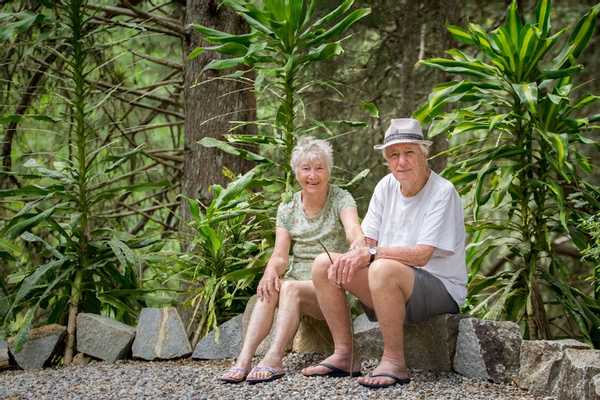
76,313,136,362
517,339,591,396
453,318,521,383
8,324,66,370
292,316,333,354
354,313,463,371
192,314,243,360
0,340,9,369
132,307,191,360
593,374,600,399
556,348,600,400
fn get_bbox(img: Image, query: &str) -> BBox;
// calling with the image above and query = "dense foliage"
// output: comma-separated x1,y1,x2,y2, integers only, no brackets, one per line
417,0,600,345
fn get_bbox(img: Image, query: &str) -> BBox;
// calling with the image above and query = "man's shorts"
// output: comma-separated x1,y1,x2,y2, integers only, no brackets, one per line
361,266,459,323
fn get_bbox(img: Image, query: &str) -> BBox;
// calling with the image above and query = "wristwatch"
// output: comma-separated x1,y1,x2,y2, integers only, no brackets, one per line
368,246,377,264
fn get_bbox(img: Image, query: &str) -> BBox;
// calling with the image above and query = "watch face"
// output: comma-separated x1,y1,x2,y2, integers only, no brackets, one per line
368,247,377,255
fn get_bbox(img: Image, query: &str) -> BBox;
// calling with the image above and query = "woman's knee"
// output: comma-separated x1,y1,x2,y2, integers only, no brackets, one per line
279,280,302,304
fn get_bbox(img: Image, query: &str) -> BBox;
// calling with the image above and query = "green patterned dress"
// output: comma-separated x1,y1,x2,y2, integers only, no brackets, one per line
276,185,357,280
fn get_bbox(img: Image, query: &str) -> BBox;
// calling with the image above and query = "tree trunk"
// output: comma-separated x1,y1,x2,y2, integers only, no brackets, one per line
182,0,255,215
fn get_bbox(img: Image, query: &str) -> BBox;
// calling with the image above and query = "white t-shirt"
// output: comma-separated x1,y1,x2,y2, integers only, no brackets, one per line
361,171,467,306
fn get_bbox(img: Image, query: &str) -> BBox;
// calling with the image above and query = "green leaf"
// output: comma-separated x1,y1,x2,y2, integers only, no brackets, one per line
339,168,369,189
307,8,370,46
3,203,63,239
203,57,246,71
361,101,379,118
447,25,475,45
512,82,538,113
198,137,269,162
535,0,552,36
187,47,204,60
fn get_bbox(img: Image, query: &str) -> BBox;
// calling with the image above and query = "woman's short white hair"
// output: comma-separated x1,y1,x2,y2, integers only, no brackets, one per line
290,136,333,173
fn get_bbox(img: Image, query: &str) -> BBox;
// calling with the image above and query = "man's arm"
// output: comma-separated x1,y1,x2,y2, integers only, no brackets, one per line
366,237,434,267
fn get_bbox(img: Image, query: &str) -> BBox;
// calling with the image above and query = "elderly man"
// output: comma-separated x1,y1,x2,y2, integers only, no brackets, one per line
302,118,467,389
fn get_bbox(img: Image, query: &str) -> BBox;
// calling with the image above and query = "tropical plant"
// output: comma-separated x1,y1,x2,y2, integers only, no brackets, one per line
580,213,600,298
192,0,373,200
0,0,163,362
416,0,600,345
181,167,272,345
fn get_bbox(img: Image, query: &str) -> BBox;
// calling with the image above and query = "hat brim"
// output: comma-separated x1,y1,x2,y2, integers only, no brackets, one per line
374,139,433,150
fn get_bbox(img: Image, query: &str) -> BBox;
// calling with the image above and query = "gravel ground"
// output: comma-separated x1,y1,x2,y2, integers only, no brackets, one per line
0,353,542,400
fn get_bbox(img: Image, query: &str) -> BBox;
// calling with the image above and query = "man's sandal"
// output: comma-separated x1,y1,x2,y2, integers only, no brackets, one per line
358,372,411,389
303,362,362,378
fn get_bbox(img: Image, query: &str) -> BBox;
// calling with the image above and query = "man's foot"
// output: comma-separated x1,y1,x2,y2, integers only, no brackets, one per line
302,353,361,377
357,359,410,389
220,366,250,384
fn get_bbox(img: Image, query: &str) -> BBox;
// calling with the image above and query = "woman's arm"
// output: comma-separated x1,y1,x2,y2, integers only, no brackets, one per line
340,207,364,250
257,227,291,301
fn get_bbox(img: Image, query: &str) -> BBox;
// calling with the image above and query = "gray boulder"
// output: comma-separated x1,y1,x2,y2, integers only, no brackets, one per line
353,313,463,371
8,324,66,370
192,314,243,360
132,307,191,360
76,313,136,362
556,348,600,400
0,340,9,369
453,318,521,383
593,374,600,399
518,339,591,396
292,316,333,354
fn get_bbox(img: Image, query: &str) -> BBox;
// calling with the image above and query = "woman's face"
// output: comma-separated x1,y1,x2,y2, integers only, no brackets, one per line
295,156,329,194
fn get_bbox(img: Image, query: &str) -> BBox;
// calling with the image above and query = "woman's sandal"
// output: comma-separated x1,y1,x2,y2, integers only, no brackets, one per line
245,366,286,384
220,366,250,384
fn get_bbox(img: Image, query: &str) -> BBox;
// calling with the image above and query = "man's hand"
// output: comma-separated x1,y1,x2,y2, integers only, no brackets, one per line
257,267,280,301
328,247,370,286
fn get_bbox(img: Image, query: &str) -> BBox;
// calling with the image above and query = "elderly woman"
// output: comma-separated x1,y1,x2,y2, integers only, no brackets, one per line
220,137,363,384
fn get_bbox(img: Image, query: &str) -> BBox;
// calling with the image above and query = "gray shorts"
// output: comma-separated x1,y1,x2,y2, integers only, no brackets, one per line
362,267,458,323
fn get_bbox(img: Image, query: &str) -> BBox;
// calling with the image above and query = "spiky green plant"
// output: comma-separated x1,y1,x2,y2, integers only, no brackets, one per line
416,0,600,345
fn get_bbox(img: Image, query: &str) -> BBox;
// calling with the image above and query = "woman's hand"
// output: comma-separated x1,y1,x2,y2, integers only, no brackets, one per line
257,267,281,302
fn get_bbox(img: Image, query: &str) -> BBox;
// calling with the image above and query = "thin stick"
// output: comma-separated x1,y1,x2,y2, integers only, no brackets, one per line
318,240,355,379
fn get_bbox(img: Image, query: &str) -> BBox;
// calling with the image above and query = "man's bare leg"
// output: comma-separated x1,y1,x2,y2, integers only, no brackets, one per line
357,259,415,386
302,253,371,375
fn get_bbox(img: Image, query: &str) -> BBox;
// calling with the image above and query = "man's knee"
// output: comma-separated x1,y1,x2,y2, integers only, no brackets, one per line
311,252,331,280
368,259,412,289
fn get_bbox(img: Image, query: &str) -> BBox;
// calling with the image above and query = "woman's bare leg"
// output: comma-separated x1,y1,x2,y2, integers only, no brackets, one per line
247,280,322,380
221,292,278,380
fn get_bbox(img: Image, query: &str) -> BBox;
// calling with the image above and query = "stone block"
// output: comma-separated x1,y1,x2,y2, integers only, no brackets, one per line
517,339,591,396
0,340,9,369
453,318,521,383
76,313,136,362
132,307,191,360
8,324,66,370
353,313,464,371
192,314,242,360
292,316,333,354
556,348,600,400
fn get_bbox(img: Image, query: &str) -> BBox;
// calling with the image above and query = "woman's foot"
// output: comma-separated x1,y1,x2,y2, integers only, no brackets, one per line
302,352,361,377
356,358,410,388
245,353,285,382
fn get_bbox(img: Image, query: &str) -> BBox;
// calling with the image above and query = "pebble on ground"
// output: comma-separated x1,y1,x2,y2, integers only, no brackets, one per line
0,353,543,400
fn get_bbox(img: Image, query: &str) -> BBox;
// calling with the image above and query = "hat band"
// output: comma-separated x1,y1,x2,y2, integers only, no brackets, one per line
384,132,425,143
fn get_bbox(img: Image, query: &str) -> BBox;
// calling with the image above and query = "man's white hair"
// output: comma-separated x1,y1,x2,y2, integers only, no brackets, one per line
290,136,333,173
383,143,430,159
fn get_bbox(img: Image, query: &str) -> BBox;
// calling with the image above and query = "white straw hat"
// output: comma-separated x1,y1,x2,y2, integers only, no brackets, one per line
374,118,432,150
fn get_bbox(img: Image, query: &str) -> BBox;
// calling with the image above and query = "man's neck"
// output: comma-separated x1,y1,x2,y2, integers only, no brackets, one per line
400,168,431,197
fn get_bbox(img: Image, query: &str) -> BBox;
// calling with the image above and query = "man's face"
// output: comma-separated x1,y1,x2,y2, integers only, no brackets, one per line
384,143,428,184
